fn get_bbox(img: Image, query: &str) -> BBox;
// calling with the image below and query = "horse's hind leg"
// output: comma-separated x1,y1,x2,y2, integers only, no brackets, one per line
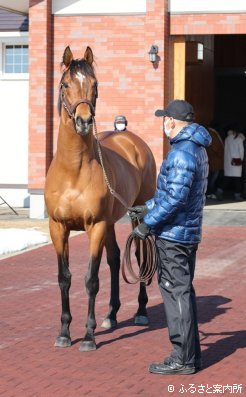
101,224,121,329
135,282,149,325
49,219,72,347
135,240,149,325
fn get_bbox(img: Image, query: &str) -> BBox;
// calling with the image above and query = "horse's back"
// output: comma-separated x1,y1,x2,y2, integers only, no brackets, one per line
100,130,156,204
100,130,155,170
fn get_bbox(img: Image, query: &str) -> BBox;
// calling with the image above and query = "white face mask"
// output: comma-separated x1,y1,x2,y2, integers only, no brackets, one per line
116,123,126,131
164,120,172,138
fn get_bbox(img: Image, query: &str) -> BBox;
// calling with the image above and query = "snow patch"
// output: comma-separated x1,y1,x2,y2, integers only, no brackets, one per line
0,228,48,255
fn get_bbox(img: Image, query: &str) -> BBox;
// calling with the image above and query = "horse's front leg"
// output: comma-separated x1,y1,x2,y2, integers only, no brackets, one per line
101,224,121,329
79,221,106,352
49,219,72,347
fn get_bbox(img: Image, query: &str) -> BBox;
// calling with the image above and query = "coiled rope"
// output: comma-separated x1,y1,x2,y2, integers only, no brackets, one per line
121,230,157,285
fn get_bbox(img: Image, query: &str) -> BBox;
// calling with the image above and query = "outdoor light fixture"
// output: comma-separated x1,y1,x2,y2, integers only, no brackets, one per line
197,42,204,61
186,41,204,64
148,45,158,63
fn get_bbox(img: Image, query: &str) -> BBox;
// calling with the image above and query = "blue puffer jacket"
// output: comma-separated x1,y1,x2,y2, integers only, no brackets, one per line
144,123,212,244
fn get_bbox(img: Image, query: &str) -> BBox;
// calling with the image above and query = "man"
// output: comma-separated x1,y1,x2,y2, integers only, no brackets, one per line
128,99,211,375
206,125,224,200
114,115,128,132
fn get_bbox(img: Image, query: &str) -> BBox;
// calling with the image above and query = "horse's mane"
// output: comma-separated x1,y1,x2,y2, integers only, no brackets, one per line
57,58,97,116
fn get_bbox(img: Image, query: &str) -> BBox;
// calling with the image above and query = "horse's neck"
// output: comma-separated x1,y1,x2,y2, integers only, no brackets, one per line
56,123,98,169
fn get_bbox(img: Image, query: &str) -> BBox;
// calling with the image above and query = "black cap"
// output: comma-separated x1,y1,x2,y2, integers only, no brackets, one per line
155,100,195,122
115,115,127,123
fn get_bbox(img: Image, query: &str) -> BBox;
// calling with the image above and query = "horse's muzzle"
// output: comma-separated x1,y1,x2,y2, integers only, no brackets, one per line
75,116,93,136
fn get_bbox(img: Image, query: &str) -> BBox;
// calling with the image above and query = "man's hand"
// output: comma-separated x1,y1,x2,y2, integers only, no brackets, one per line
133,222,150,240
127,205,148,221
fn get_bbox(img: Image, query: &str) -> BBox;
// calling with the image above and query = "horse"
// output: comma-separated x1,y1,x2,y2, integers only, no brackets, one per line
44,46,156,351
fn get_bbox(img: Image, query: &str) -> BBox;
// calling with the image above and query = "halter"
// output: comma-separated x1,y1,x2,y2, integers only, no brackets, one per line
59,83,95,119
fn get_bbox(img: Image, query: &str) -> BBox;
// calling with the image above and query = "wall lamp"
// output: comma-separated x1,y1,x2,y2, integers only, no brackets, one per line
186,41,204,64
197,43,204,62
148,45,158,63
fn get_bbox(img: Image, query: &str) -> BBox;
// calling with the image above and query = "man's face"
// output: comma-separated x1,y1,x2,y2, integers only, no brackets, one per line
164,116,174,129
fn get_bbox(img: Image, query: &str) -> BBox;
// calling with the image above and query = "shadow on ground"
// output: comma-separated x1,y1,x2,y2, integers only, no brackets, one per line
71,294,240,369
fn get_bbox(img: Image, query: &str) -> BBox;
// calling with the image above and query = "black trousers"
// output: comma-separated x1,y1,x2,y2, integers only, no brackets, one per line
155,237,201,366
223,176,242,194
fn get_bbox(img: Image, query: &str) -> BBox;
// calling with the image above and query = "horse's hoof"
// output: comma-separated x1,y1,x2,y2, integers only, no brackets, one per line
79,340,97,352
101,318,117,329
134,315,149,326
54,336,71,347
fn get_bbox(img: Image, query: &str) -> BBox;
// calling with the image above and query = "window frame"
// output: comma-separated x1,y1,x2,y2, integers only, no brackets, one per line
0,32,29,81
4,43,29,74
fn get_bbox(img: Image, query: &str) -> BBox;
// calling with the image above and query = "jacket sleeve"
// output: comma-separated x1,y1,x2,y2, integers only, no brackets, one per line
144,150,196,228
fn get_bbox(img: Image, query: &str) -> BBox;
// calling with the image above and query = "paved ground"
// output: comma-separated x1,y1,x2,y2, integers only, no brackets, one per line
0,204,245,397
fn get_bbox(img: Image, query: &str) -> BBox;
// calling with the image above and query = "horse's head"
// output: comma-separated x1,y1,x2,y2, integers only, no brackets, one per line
58,46,98,136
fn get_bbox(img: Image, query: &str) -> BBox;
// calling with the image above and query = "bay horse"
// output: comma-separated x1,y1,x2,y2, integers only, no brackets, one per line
44,46,156,351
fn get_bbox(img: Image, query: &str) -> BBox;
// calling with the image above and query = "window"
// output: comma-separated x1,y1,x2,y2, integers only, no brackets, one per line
4,44,28,73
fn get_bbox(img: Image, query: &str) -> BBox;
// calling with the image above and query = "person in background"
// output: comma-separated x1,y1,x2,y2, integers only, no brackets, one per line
223,126,244,201
242,131,246,199
114,115,128,132
206,125,224,200
128,100,212,375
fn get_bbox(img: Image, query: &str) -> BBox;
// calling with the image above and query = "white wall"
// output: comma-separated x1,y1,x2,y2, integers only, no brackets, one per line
169,0,246,13
0,80,29,184
0,32,29,208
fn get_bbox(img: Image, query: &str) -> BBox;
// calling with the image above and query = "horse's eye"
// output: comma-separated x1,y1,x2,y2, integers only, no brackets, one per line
62,82,69,89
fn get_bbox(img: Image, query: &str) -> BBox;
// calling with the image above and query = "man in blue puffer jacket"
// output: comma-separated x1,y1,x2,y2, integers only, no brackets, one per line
129,100,212,375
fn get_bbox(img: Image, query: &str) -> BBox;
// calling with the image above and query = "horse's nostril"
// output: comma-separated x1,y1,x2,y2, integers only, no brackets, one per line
87,115,93,125
75,116,83,126
75,115,92,126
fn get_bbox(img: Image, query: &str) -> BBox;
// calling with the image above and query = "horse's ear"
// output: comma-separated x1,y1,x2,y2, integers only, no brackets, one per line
62,46,73,68
84,46,93,65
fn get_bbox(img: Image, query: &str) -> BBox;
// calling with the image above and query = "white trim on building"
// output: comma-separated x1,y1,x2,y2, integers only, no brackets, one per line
169,0,246,14
52,0,146,15
0,1,28,15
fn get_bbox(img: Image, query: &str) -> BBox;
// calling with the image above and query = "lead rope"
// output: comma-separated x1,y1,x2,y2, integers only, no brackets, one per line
93,117,129,208
92,117,157,285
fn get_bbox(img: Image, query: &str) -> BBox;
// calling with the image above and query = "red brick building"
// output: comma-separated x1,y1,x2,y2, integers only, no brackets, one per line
1,0,246,217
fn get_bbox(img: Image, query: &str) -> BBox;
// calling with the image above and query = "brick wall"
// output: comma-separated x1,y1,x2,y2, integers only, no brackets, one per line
26,2,246,195
53,0,166,172
28,0,53,191
28,0,168,194
171,13,246,35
